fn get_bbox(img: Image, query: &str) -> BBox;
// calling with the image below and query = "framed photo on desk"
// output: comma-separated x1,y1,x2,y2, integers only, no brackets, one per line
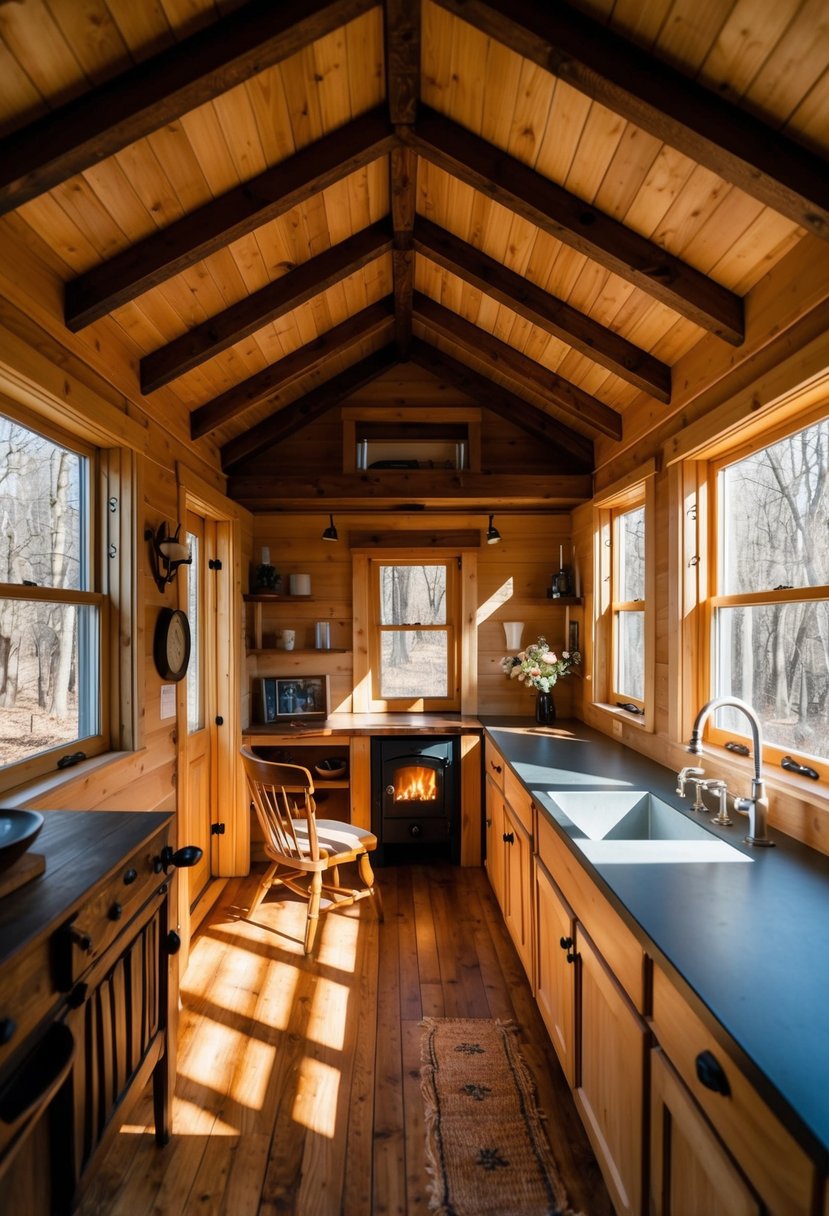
255,675,329,722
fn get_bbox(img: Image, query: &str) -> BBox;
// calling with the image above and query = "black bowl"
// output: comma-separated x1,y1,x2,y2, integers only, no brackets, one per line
0,809,45,872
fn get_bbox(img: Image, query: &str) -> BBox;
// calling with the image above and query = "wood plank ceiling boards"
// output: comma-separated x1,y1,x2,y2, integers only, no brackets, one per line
0,0,826,496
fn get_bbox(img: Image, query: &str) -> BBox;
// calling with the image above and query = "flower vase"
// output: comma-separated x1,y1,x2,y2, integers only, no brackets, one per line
535,690,556,725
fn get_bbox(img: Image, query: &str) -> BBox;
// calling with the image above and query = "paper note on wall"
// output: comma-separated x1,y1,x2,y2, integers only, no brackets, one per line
160,684,177,719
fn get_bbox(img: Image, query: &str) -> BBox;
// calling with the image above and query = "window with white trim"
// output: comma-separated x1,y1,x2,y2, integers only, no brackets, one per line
706,415,829,777
0,411,109,785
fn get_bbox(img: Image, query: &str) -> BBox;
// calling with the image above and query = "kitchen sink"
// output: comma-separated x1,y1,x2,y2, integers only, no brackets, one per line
535,789,751,864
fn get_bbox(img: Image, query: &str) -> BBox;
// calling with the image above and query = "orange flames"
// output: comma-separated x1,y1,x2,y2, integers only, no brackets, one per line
394,766,437,801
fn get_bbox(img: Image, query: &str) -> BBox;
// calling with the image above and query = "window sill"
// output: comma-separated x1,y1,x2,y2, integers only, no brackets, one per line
593,701,654,734
2,750,139,810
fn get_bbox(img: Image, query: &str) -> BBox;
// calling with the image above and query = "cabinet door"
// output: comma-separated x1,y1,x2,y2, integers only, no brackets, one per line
534,858,576,1087
651,1049,760,1216
485,778,505,912
575,930,647,1216
502,799,534,982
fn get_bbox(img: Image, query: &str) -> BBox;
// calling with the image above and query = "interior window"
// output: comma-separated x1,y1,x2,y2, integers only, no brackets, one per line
611,503,646,710
0,412,107,783
370,559,459,710
707,416,829,774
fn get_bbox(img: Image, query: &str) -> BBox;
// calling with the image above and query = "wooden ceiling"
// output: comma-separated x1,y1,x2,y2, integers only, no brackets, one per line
0,0,827,498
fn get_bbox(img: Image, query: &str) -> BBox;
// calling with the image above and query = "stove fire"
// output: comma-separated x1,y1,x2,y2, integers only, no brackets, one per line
394,765,437,801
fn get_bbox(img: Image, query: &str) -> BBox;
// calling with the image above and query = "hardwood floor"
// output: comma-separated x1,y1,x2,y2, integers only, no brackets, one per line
76,863,613,1216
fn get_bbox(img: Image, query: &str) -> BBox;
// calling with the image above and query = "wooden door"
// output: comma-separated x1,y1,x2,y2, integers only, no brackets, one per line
575,929,647,1216
534,857,576,1086
650,1048,760,1216
181,511,215,911
485,777,505,911
502,799,533,982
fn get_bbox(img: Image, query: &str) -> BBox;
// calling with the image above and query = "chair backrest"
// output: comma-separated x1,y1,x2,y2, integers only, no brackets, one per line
240,747,320,862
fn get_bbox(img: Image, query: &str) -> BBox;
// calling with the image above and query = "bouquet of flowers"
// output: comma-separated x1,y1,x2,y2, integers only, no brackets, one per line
500,636,581,692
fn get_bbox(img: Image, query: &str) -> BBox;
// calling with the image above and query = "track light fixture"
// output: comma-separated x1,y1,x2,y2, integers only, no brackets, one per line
321,513,339,542
486,513,502,545
145,521,192,592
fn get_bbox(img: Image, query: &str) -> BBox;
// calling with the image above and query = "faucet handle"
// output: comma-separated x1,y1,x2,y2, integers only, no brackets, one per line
676,765,705,797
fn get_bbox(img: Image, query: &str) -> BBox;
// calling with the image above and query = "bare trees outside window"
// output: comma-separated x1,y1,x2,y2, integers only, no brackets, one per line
712,417,829,764
376,563,453,701
612,504,646,706
0,415,101,773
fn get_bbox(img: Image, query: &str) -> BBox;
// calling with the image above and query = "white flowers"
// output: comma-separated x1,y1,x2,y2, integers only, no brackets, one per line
501,636,581,692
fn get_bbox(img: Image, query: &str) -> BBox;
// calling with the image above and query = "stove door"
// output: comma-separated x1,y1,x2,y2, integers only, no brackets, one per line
382,755,446,818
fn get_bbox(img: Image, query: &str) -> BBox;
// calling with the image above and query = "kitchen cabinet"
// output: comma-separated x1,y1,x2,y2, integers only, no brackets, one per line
501,796,534,980
575,929,648,1216
484,775,505,911
533,856,576,1086
651,964,815,1216
650,1047,760,1216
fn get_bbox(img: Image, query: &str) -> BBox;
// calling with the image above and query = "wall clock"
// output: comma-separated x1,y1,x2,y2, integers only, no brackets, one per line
153,608,191,682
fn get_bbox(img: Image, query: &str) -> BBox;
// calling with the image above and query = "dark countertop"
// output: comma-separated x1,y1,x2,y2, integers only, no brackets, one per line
480,717,829,1168
244,712,483,737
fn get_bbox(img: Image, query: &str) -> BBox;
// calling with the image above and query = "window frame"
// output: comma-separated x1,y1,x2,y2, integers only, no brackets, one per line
610,500,647,712
367,555,460,712
702,416,829,783
592,465,656,733
0,408,112,789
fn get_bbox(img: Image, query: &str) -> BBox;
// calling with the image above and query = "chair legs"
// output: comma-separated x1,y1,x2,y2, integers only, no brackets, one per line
304,870,322,954
359,851,384,923
248,861,278,919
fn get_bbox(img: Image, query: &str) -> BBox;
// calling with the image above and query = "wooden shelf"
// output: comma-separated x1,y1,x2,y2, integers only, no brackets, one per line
251,648,349,656
244,593,314,602
497,597,583,607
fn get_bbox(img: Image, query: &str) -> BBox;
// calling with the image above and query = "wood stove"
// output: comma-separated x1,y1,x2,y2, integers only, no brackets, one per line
371,736,460,863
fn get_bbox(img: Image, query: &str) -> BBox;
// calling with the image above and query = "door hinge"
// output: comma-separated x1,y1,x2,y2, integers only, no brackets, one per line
211,822,226,836
208,558,222,570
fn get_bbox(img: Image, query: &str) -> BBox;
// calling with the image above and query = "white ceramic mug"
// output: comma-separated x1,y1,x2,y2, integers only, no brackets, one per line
289,573,311,596
282,629,295,651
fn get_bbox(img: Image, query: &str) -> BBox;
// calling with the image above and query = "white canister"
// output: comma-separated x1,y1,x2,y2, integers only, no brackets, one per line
282,629,296,651
315,621,331,649
289,573,311,596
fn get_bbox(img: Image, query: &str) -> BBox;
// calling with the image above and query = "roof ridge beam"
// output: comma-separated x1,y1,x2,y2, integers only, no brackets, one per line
404,106,744,345
65,106,395,330
0,0,377,216
191,296,394,439
414,216,671,401
431,0,829,243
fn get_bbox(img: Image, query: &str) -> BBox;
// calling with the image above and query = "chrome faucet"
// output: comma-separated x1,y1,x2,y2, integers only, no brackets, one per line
676,765,704,798
687,697,774,847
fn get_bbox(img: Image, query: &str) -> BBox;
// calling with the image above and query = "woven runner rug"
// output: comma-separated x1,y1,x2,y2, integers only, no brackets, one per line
420,1017,580,1216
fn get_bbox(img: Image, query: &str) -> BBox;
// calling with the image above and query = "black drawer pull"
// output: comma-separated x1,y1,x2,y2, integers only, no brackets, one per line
695,1050,730,1096
559,936,573,950
123,867,138,885
491,762,502,774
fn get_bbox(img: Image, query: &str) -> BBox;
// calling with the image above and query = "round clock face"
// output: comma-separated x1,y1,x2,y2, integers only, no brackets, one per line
154,608,191,682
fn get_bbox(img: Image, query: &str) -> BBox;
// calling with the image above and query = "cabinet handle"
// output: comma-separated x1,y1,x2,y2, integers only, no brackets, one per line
502,832,514,845
491,762,502,774
695,1050,731,1096
559,936,573,950
566,950,577,964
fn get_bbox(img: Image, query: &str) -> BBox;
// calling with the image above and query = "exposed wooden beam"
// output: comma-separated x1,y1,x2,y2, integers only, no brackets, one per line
227,469,594,508
413,291,622,440
431,0,829,244
222,344,400,470
65,107,395,330
140,220,393,393
404,107,744,345
0,0,377,216
414,217,671,402
408,338,593,467
385,0,421,357
191,297,394,439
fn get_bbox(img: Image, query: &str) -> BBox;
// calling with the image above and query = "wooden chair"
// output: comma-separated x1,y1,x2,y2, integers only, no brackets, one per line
240,746,383,954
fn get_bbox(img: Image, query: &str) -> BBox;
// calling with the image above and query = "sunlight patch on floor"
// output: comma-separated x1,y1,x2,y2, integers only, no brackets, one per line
178,1017,249,1092
231,1037,277,1112
306,975,351,1051
255,960,300,1030
171,1096,240,1137
291,1058,341,1138
317,905,360,973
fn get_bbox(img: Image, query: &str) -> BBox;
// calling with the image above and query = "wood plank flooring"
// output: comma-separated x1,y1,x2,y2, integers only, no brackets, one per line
76,863,613,1216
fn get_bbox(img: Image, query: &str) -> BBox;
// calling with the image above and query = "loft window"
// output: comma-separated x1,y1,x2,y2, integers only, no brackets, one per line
370,559,459,710
707,416,829,775
0,412,107,784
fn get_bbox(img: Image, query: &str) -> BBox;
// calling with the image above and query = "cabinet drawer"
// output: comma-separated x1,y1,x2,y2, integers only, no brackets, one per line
536,811,645,1011
484,738,505,791
651,965,814,1216
0,940,58,1076
503,766,534,836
